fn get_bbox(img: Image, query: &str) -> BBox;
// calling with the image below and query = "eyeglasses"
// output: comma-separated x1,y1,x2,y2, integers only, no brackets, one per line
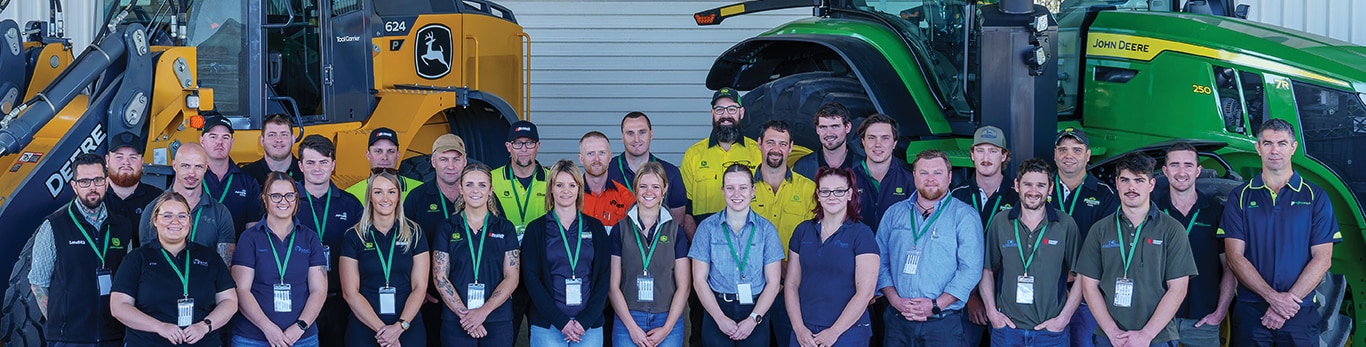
817,188,851,197
73,177,108,188
371,167,398,175
712,105,741,115
510,140,538,149
268,192,298,203
158,213,190,222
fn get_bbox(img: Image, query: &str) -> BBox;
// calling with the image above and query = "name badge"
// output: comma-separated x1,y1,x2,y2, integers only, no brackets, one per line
636,274,654,303
96,269,112,296
515,226,527,243
1016,275,1035,305
902,249,923,275
273,283,292,312
1114,278,1134,308
737,283,754,305
322,245,332,271
565,278,583,306
467,283,486,310
176,298,195,327
379,286,397,314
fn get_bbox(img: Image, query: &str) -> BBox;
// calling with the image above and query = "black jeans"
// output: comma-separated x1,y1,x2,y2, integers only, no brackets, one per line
881,308,963,347
702,293,772,347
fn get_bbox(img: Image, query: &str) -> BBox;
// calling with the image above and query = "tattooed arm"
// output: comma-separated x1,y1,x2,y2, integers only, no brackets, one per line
484,250,520,310
217,243,234,267
432,251,466,312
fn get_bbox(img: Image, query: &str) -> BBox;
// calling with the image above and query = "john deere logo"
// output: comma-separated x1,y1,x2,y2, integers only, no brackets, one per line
414,24,452,79
111,238,121,247
660,234,669,243
791,195,800,202
503,191,511,197
429,204,439,212
700,160,709,168
894,187,904,195
365,242,375,249
452,233,463,241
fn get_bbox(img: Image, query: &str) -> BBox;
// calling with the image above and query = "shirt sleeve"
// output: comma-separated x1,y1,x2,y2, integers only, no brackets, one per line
687,222,711,262
1309,189,1341,245
665,165,689,211
1217,188,1245,240
307,230,327,267
340,230,361,260
111,249,143,296
674,227,690,259
432,221,453,254
983,219,1001,271
410,224,431,255
1062,217,1082,274
788,222,806,256
1075,223,1104,280
139,200,156,246
231,231,257,267
245,180,264,226
762,222,784,265
947,209,985,302
214,205,238,245
1163,223,1199,281
211,249,237,292
876,206,898,290
853,223,879,256
28,220,56,287
610,220,624,257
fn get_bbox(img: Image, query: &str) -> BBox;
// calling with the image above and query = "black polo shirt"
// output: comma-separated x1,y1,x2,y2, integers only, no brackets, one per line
1075,205,1198,344
403,179,460,243
950,174,1020,227
297,183,364,292
106,183,163,232
984,206,1081,328
607,154,687,210
111,242,235,347
851,161,914,232
1049,174,1118,239
340,225,430,321
1154,190,1225,320
204,160,264,234
792,149,863,182
433,213,519,322
242,157,304,185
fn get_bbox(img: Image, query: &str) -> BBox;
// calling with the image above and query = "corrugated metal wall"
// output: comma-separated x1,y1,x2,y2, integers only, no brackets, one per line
0,2,99,49
1241,0,1366,46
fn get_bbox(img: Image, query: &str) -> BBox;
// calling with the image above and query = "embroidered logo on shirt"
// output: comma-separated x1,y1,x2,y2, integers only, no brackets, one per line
68,240,87,245
365,242,376,250
894,187,905,196
1147,238,1163,245
1001,204,1014,210
1084,197,1100,207
1101,240,1121,249
1248,201,1259,208
336,212,349,221
193,259,211,267
451,233,463,241
1291,201,1311,206
430,204,439,212
1002,240,1019,248
660,234,669,243
700,160,709,168
491,233,505,239
1045,238,1059,245
791,195,800,202
235,189,248,197
111,238,123,249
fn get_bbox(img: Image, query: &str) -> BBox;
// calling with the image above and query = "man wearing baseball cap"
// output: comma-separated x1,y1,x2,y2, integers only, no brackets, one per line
345,127,424,200
199,114,264,234
404,133,469,346
950,125,1020,346
491,120,549,346
1051,126,1118,347
105,133,164,223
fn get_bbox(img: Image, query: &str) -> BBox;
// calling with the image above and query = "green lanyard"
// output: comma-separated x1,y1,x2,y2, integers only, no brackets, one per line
1012,220,1048,275
369,227,400,286
973,193,1004,225
267,228,298,284
859,161,880,192
1054,177,1081,215
203,175,234,203
439,195,451,217
67,204,110,268
307,189,332,239
464,213,490,283
722,212,758,279
189,208,205,242
160,248,192,298
631,216,662,275
552,213,586,276
507,169,536,222
617,156,657,193
1115,214,1147,278
1163,208,1201,234
908,198,947,246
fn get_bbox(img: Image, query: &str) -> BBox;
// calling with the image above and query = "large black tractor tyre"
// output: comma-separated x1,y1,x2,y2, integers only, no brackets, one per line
1,232,45,347
398,103,512,182
739,72,876,154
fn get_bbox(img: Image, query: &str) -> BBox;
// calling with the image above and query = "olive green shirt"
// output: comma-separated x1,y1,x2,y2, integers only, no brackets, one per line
984,206,1081,328
1076,204,1197,344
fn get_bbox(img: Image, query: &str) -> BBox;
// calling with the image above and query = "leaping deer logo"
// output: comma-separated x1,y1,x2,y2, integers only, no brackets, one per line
420,32,448,68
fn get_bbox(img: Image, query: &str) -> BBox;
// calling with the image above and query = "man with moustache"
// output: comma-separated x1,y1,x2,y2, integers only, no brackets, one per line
295,134,364,347
1077,152,1196,347
198,114,263,233
580,131,635,229
401,134,469,347
242,114,304,184
852,113,915,231
681,87,761,223
608,112,692,234
491,120,549,345
104,135,163,222
1153,142,1232,347
29,154,135,346
792,102,863,179
345,127,425,200
979,158,1083,347
1051,127,1118,347
750,120,816,347
952,125,1020,346
876,149,983,346
138,143,237,265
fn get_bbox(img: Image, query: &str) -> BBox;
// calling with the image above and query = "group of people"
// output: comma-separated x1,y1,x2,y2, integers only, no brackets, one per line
30,88,1340,347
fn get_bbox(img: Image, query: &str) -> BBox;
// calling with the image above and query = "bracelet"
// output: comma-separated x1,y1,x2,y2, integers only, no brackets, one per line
201,318,214,331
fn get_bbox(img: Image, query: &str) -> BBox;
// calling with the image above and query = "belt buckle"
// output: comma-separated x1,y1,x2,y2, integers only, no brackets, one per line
721,293,735,303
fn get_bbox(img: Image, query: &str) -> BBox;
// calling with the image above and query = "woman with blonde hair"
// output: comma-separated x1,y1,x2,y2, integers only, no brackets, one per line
433,163,522,346
608,162,692,347
523,159,613,346
340,171,430,347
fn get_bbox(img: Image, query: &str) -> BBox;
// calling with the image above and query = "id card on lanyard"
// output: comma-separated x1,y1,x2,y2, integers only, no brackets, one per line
1012,220,1048,305
160,249,194,327
370,228,401,315
267,228,298,312
554,213,587,306
1113,215,1144,308
630,217,661,303
463,213,491,309
722,213,757,305
69,205,114,296
903,199,946,275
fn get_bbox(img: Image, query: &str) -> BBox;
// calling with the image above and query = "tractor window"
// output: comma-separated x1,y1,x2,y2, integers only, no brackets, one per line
854,0,975,119
1292,81,1366,215
333,0,360,16
1239,71,1267,135
1212,66,1245,133
186,0,250,117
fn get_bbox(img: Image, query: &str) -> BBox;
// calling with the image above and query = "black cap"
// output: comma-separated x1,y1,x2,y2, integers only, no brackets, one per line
507,120,539,142
1055,127,1089,146
369,127,399,147
201,115,234,134
712,87,742,106
109,132,143,154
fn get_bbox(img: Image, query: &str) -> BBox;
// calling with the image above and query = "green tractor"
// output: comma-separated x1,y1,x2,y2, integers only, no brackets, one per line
694,0,1364,345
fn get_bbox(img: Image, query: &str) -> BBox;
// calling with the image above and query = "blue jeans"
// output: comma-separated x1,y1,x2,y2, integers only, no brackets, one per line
1171,317,1220,347
613,310,685,347
789,323,872,347
881,308,962,347
1092,334,1178,347
1068,302,1097,347
50,342,122,347
529,325,604,347
230,334,319,347
989,326,1068,347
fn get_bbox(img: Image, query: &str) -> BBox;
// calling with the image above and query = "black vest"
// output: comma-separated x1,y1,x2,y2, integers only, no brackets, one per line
44,203,133,342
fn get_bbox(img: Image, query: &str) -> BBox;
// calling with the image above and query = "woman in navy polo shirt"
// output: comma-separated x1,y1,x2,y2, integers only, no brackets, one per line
230,172,328,347
340,172,431,347
110,192,238,346
608,162,692,347
784,167,879,347
433,163,522,347
522,159,613,346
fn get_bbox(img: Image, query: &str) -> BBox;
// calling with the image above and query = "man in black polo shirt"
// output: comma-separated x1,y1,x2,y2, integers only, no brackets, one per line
241,114,304,184
1052,127,1118,347
198,115,264,234
295,134,363,347
404,133,468,347
105,134,163,226
1077,153,1197,347
1154,142,1231,347
952,125,1020,346
29,154,134,346
792,101,863,179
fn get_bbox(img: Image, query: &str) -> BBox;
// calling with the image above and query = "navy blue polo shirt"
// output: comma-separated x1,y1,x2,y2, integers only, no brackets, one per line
241,158,304,186
1218,173,1340,306
792,150,863,181
1154,190,1225,319
950,174,1020,227
432,213,520,322
111,242,235,347
296,184,364,281
230,222,327,340
204,160,264,234
340,225,430,319
851,161,914,232
789,219,878,328
1048,174,1117,239
539,215,599,318
607,154,687,210
404,180,461,243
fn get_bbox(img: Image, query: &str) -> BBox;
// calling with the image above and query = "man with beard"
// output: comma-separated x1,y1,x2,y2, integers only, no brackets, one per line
29,154,135,346
749,120,815,347
979,158,1083,347
580,131,635,229
951,125,1020,346
1077,152,1196,347
491,120,548,346
792,102,862,179
402,134,469,347
104,135,163,223
295,134,364,347
199,114,264,233
852,113,914,231
1153,142,1232,347
875,149,983,346
1221,119,1340,346
681,87,761,223
345,127,425,200
242,114,304,184
609,112,692,235
138,143,237,265
1051,127,1118,347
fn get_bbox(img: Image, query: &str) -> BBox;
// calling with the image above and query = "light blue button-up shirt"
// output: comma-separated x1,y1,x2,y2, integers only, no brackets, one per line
688,210,784,294
876,193,984,310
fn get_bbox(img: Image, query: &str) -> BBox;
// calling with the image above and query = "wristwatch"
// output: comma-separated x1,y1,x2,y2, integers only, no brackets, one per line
201,318,214,331
398,319,411,330
749,313,764,324
295,320,309,330
931,301,943,315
